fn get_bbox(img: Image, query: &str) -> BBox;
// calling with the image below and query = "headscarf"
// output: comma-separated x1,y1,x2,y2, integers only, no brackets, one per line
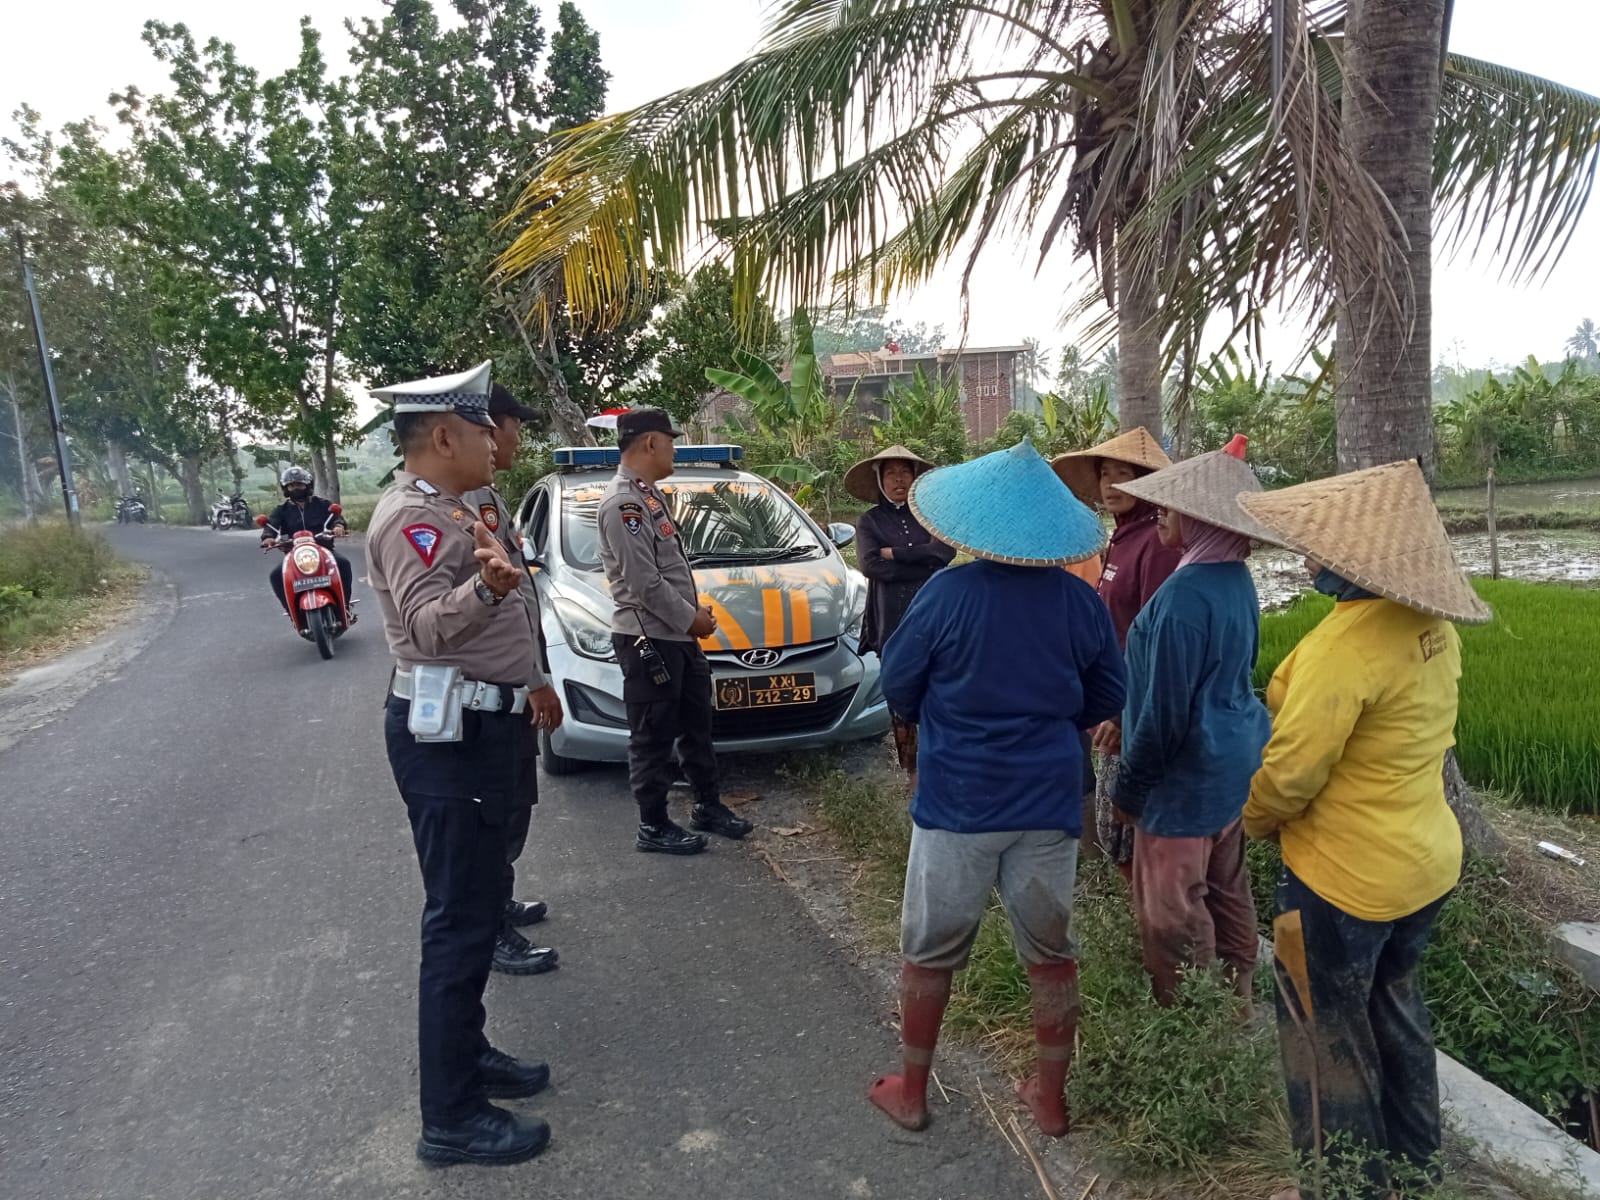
875,459,915,510
1313,566,1379,603
1177,515,1252,569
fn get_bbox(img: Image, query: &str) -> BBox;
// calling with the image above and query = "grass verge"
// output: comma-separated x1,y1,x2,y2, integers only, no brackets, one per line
0,523,145,664
1258,581,1600,814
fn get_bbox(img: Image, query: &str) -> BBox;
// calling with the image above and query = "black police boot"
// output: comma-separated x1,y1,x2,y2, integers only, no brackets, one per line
478,1045,551,1099
491,928,560,976
504,898,548,927
690,801,753,841
417,1104,551,1167
635,820,708,855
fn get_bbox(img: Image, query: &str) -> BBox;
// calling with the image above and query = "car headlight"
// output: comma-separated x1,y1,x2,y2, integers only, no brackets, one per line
551,596,617,661
844,568,867,640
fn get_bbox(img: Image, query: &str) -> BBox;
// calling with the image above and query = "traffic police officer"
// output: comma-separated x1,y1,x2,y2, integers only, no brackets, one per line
463,383,560,977
596,408,752,854
367,361,562,1168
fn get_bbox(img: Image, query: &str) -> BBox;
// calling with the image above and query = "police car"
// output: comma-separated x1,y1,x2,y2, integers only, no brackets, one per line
515,445,891,773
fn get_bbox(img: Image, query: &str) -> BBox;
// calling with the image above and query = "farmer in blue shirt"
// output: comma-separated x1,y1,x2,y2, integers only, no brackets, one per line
1111,437,1275,1009
872,439,1125,1139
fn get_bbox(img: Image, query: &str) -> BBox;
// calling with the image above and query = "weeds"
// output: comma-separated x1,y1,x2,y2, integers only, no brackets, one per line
0,523,135,654
1257,581,1600,814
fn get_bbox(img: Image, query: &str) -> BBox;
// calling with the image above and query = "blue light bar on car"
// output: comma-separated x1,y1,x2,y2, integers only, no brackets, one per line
553,445,744,469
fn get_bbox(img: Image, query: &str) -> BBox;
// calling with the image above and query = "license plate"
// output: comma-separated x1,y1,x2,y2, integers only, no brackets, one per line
293,575,332,592
715,672,818,710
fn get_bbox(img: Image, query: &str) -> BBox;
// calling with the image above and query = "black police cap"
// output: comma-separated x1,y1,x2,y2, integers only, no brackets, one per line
616,408,684,441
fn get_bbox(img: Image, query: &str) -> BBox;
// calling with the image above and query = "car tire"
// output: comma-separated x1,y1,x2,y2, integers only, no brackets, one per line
538,727,588,775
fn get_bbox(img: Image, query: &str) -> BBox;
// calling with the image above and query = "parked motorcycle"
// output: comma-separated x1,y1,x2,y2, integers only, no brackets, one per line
210,492,252,530
115,495,148,524
258,506,354,660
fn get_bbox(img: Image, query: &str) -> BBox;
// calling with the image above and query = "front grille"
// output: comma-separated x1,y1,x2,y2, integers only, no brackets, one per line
712,685,857,740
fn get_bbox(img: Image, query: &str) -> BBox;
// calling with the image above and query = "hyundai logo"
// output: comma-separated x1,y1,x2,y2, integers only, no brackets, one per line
738,648,782,669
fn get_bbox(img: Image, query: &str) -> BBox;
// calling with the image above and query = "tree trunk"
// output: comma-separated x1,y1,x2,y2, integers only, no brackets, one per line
1339,0,1500,859
1334,0,1447,479
106,442,133,497
319,433,342,504
178,454,208,525
1115,228,1164,442
506,307,597,448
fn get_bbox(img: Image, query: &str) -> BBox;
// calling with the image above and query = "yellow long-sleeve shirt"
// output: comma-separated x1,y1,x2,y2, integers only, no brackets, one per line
1244,598,1464,922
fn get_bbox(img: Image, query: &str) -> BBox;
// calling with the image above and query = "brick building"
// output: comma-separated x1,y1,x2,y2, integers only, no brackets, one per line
821,345,1030,442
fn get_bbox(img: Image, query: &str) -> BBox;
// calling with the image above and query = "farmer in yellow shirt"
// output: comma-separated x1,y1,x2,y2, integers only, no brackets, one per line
1239,462,1490,1200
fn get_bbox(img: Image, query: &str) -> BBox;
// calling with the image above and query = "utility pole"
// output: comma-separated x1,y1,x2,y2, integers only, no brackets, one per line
15,233,79,528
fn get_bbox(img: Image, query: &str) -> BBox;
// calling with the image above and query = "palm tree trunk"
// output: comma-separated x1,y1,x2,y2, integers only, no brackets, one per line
1115,229,1163,442
1334,0,1449,479
1338,0,1500,861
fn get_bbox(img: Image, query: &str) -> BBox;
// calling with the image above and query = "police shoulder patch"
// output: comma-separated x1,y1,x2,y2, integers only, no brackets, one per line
619,500,644,536
403,523,443,566
657,518,675,538
413,479,439,496
633,477,651,493
479,503,501,532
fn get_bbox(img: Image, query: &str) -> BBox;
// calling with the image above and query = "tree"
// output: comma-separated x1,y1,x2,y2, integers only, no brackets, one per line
1567,318,1599,368
55,20,359,501
643,262,781,424
499,2,1600,453
345,0,630,445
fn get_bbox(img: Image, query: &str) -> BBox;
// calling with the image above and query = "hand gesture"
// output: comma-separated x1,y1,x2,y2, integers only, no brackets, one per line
527,684,564,731
473,522,521,598
688,605,718,638
1091,719,1122,757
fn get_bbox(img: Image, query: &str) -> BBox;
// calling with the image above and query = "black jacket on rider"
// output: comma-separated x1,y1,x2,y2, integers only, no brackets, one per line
263,495,343,541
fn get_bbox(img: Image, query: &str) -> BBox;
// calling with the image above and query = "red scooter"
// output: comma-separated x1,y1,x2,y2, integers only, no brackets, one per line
258,507,354,660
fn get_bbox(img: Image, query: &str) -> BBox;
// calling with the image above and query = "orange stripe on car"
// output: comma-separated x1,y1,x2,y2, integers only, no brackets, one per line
788,590,812,645
762,588,784,647
701,595,753,650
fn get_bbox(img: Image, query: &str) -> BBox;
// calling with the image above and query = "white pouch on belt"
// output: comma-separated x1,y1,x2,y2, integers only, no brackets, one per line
407,664,464,742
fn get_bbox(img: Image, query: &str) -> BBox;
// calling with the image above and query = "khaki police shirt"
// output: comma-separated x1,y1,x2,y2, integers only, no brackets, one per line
367,470,540,686
462,483,550,686
596,464,700,641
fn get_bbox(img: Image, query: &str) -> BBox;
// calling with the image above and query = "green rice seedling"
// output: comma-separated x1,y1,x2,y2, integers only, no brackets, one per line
1256,580,1600,814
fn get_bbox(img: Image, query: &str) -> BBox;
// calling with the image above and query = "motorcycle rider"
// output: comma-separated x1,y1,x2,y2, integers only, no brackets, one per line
262,466,353,613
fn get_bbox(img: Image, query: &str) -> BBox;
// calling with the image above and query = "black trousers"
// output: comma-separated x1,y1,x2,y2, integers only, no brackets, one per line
269,552,353,614
502,777,536,928
612,634,719,825
385,696,537,1125
1274,866,1450,1199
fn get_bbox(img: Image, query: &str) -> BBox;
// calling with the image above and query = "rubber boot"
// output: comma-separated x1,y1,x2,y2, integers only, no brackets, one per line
867,963,952,1131
1018,960,1079,1137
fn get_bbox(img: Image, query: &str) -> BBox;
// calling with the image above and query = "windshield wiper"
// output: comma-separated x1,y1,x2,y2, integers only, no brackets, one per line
689,546,820,566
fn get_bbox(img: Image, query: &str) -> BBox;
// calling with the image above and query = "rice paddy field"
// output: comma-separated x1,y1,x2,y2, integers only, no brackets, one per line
1256,580,1600,815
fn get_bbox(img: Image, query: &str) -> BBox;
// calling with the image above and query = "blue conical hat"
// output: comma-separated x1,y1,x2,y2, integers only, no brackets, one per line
908,438,1105,566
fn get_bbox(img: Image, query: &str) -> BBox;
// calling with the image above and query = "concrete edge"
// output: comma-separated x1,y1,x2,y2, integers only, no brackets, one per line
0,569,177,755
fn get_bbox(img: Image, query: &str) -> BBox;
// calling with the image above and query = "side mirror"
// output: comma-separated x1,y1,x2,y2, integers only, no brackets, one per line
329,503,343,515
255,515,269,528
827,522,856,551
520,536,545,571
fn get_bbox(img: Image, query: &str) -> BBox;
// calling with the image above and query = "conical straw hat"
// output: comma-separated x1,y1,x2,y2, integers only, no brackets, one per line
1239,461,1491,625
909,438,1105,566
1112,441,1279,543
843,444,936,503
1051,427,1172,505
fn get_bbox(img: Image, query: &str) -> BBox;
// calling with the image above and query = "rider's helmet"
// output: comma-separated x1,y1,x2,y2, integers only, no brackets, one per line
280,466,314,503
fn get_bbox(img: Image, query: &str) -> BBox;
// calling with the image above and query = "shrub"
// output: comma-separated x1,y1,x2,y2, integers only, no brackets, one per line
1256,580,1600,814
0,523,118,600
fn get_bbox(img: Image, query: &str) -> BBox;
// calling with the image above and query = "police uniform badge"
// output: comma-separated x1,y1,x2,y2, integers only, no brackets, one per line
479,503,500,532
404,524,442,566
620,501,645,535
633,478,651,494
645,495,663,514
657,518,675,538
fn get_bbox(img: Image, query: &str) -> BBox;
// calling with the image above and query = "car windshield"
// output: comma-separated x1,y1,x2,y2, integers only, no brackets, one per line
561,479,827,570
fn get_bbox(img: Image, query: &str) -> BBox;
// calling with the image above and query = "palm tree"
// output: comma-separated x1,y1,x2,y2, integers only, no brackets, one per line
498,1,1600,450
1567,318,1600,366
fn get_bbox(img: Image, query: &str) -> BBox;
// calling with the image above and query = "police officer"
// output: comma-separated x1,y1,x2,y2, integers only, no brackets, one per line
596,408,752,854
463,383,559,977
261,466,352,612
366,362,562,1168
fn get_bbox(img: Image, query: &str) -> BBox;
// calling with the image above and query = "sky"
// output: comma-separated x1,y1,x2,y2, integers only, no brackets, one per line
7,0,1600,385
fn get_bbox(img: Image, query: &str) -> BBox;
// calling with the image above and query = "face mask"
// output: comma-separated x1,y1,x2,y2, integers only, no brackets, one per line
286,486,312,503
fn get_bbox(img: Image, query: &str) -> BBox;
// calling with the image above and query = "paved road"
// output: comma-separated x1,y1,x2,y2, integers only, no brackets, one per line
0,524,1032,1200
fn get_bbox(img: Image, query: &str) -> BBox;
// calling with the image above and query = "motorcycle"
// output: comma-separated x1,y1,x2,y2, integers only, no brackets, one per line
116,495,148,524
210,492,252,530
258,506,354,660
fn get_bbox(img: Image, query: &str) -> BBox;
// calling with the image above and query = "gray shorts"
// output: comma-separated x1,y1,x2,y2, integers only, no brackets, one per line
901,825,1080,970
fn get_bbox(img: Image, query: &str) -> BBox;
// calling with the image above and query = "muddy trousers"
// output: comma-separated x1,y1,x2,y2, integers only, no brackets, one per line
1131,820,1257,1005
1273,867,1450,1200
613,634,718,825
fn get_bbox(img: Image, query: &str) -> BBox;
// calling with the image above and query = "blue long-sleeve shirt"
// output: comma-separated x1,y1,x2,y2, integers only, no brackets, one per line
880,560,1126,835
1113,562,1271,838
